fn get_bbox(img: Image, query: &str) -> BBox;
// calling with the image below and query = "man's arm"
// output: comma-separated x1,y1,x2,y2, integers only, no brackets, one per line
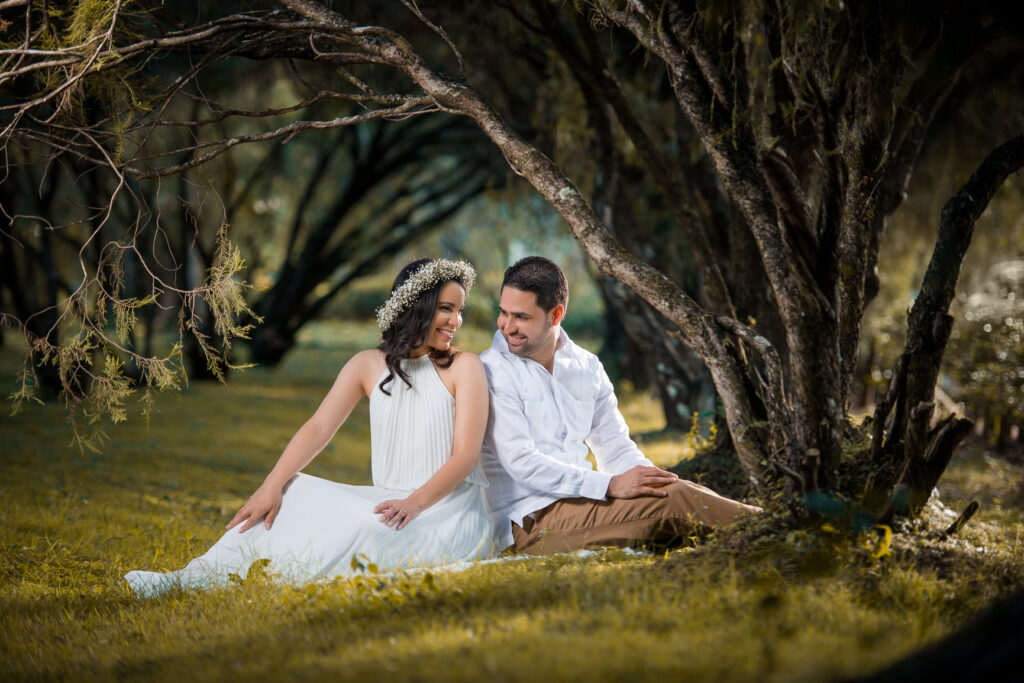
586,362,678,499
486,364,611,500
585,365,655,474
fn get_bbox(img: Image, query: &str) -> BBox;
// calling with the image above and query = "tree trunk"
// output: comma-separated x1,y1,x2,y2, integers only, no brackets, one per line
870,134,1024,516
0,170,63,396
597,276,709,431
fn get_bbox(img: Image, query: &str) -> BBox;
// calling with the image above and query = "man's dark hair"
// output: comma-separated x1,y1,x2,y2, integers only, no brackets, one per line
501,256,568,312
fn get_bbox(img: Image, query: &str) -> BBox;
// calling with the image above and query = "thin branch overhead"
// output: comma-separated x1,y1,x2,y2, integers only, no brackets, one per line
0,0,463,449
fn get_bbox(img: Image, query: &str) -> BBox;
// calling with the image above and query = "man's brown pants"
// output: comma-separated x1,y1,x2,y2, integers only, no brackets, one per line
511,479,760,554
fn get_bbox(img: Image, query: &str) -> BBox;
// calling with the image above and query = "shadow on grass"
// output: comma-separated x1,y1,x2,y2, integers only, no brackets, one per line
4,341,1024,682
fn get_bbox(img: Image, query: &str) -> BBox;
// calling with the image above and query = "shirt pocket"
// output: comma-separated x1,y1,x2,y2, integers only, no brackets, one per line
523,399,560,437
567,397,595,439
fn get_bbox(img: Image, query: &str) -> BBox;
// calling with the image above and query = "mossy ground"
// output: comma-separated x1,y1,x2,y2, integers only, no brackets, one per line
2,323,1023,682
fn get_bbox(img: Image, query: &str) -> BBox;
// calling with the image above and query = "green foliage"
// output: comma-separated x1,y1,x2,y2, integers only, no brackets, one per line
186,224,262,382
7,362,45,417
88,353,132,423
866,260,1024,436
30,0,151,118
64,0,120,46
946,261,1024,427
8,224,257,452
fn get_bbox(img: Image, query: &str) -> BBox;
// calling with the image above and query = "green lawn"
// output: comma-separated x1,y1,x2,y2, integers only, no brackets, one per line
2,326,1023,682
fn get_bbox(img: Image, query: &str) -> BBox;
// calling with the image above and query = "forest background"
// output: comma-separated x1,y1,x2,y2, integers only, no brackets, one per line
2,1,1024,680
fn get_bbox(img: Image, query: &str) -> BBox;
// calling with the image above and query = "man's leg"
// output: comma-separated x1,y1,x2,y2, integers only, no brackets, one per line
511,479,760,554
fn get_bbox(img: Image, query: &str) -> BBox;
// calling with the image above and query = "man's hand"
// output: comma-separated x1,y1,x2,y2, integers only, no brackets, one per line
607,465,679,499
226,481,284,532
374,498,424,530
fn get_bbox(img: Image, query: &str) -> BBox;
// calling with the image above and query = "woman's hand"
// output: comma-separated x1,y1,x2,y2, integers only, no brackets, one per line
373,498,423,530
226,480,285,532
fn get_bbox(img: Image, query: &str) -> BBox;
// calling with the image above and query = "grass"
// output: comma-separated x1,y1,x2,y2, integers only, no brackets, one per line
2,323,1024,682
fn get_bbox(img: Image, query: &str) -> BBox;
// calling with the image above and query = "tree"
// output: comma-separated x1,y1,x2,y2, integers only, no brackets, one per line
245,115,499,366
945,260,1024,450
3,1,1022,518
0,1,497,441
448,1,1024,510
454,1,776,431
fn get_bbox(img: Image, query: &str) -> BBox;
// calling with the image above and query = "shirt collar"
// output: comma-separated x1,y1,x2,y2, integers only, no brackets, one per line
490,329,510,354
554,327,571,353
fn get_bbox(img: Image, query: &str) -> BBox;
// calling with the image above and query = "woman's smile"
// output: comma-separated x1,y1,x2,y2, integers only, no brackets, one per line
426,280,466,350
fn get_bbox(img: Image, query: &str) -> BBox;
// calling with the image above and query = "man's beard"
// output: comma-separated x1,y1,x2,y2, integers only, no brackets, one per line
504,322,554,360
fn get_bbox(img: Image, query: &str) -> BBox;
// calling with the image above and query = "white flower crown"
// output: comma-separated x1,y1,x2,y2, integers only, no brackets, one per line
376,259,477,331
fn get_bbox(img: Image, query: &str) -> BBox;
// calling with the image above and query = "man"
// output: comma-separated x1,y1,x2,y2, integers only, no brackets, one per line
480,256,759,554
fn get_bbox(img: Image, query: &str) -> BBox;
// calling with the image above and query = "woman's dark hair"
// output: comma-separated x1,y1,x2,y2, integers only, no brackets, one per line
377,258,466,395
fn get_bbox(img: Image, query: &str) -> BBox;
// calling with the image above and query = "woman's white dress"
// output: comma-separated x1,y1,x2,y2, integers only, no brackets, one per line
125,355,498,597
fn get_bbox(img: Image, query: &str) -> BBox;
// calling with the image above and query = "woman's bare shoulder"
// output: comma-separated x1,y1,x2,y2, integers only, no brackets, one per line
449,351,485,379
346,348,385,363
450,350,482,366
343,349,387,380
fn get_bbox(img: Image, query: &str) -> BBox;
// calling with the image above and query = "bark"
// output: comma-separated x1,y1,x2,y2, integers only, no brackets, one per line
994,414,1015,452
0,232,62,396
601,1,843,486
599,276,710,431
870,134,1024,515
576,78,710,432
528,1,736,319
269,0,1017,494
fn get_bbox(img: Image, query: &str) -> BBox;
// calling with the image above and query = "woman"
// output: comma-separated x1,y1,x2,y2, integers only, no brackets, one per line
125,258,498,596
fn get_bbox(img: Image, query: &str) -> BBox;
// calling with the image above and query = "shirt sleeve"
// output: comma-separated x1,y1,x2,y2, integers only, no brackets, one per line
585,363,655,475
485,362,612,501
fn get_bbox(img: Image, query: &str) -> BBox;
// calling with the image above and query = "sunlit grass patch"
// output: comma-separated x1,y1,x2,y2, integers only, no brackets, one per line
934,446,1024,526
2,342,1024,682
7,536,1018,682
617,390,723,468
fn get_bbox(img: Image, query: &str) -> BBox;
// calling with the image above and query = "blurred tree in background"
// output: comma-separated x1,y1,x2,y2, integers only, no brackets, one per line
867,258,1024,450
948,260,1024,449
242,115,501,367
0,2,503,441
856,82,1024,450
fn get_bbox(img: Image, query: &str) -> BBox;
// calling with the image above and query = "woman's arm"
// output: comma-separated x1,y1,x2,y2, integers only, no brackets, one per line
374,353,489,530
226,350,381,532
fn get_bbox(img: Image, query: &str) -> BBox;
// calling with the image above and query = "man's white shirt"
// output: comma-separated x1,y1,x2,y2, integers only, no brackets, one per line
480,329,654,547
